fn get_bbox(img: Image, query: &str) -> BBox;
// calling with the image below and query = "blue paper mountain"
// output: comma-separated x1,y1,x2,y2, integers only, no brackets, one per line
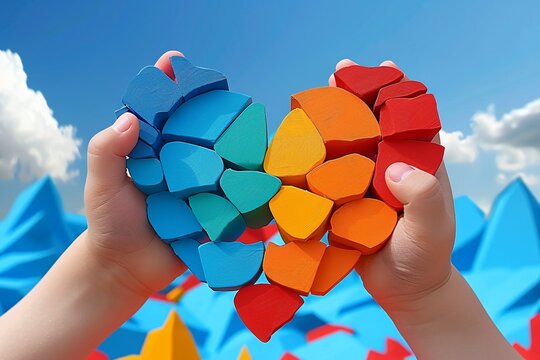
0,177,538,359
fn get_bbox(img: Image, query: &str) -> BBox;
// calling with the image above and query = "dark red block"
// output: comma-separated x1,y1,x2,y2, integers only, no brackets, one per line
334,65,404,107
234,283,304,342
373,140,445,211
373,80,428,116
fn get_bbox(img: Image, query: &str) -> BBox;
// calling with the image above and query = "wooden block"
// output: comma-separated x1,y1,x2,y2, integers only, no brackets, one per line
122,66,183,129
146,192,204,243
310,245,361,295
220,169,281,229
329,198,397,254
373,140,445,210
114,105,129,118
291,87,380,158
263,240,326,295
214,103,268,171
127,158,167,195
269,186,333,243
334,65,404,107
379,94,441,141
234,284,304,342
170,56,228,101
129,139,157,159
237,346,252,360
162,90,252,148
237,224,279,244
170,239,206,282
198,241,264,290
160,141,224,198
306,324,354,342
188,193,246,242
263,108,326,187
138,119,164,152
373,80,428,116
306,154,375,206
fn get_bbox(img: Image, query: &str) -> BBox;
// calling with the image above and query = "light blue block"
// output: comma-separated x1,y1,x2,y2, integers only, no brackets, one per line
452,196,485,271
170,56,228,100
160,142,224,198
198,241,264,291
146,192,204,243
162,90,252,148
170,239,206,282
122,65,183,129
127,158,167,195
292,332,369,360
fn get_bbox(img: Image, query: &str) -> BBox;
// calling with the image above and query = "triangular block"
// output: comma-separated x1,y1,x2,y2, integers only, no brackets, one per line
170,56,228,101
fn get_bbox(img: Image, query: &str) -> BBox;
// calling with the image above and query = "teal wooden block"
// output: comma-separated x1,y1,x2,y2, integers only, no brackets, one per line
160,141,224,198
122,66,183,129
170,239,206,282
198,241,264,291
220,169,281,228
126,158,167,195
128,140,156,159
146,192,204,243
214,103,268,171
170,56,228,101
188,193,246,242
162,90,252,148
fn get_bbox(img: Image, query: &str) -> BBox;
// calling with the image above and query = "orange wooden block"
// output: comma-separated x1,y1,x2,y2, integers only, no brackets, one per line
263,240,326,295
263,108,325,188
329,198,397,254
306,154,375,206
269,186,333,243
311,245,361,295
291,87,380,159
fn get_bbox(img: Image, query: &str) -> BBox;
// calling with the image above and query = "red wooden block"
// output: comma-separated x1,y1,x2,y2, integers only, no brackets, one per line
280,353,300,360
306,324,355,342
373,140,445,211
234,283,304,342
366,338,411,360
237,223,279,244
334,65,404,107
373,80,428,116
513,313,540,360
379,94,441,141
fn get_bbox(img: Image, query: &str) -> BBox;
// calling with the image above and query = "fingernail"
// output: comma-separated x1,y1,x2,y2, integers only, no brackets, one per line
112,116,132,133
388,163,415,182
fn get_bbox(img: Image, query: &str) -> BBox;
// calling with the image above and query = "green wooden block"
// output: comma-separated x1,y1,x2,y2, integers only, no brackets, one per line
214,103,268,171
220,169,281,229
188,193,246,242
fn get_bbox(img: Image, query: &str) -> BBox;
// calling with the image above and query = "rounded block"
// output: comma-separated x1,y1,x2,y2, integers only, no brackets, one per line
373,80,428,115
291,86,380,158
189,193,246,242
269,186,333,243
306,154,375,206
198,241,264,291
264,108,326,188
129,139,157,159
146,192,204,243
219,169,281,228
127,158,167,195
311,245,361,296
329,198,397,254
160,141,224,199
263,240,326,295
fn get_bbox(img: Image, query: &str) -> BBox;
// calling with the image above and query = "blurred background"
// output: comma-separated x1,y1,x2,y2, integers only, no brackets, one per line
0,1,538,359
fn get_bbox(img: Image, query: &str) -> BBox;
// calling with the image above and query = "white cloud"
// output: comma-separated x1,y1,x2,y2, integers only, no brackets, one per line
0,50,81,181
439,130,478,163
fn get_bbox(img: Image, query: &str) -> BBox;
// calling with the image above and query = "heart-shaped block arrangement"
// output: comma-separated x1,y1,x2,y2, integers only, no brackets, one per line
118,57,444,342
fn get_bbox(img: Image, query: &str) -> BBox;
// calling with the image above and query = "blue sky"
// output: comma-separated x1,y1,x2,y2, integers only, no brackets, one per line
0,0,539,214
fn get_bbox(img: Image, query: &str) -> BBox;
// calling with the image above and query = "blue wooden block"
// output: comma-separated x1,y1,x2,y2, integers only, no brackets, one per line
126,158,167,195
122,66,183,129
170,239,206,282
128,139,156,159
170,56,229,101
160,141,224,198
162,90,252,148
114,105,129,118
146,192,204,243
198,241,264,291
138,119,164,152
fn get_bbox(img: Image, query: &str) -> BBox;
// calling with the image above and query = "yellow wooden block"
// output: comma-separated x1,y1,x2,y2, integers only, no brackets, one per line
263,108,326,188
166,286,184,302
237,346,252,360
269,186,333,242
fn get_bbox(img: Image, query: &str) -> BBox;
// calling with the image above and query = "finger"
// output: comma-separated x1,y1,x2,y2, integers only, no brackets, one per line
336,58,357,71
87,113,139,190
379,60,410,81
155,50,184,80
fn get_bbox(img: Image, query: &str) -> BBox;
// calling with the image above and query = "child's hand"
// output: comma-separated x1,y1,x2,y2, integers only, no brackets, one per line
84,51,187,297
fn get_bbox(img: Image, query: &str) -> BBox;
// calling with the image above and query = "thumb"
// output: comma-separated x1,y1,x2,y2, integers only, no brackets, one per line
87,113,139,191
385,162,454,241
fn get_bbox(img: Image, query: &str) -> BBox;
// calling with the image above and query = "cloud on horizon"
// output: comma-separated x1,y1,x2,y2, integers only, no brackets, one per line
0,50,81,182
